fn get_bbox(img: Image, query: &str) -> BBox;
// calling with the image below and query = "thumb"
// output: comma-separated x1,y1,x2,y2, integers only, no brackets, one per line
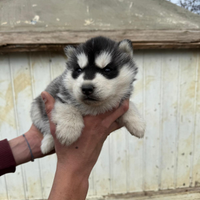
41,91,56,135
41,91,55,117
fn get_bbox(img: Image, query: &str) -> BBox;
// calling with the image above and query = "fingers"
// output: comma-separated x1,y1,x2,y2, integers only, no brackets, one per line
103,99,129,127
41,91,55,117
41,91,56,136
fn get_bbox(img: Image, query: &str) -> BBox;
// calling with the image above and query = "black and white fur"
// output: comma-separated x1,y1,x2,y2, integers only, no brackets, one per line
31,36,145,154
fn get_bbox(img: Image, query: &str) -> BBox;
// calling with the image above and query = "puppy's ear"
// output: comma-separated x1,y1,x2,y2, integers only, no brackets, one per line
118,39,133,58
63,45,76,59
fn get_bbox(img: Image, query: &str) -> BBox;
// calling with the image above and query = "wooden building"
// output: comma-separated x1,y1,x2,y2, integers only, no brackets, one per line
0,0,200,199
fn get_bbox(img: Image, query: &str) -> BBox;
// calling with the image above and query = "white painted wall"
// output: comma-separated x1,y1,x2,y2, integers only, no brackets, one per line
0,50,200,199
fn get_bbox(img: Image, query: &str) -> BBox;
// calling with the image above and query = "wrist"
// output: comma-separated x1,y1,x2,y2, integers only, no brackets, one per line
25,128,43,160
57,158,92,181
9,126,43,165
57,161,90,180
9,135,31,165
48,163,89,200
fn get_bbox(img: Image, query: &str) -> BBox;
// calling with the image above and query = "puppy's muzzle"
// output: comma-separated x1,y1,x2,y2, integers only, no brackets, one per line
81,84,94,96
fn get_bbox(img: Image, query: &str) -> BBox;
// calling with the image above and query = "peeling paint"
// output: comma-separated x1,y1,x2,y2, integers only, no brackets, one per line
1,22,7,25
0,72,32,128
84,18,94,26
25,20,32,24
13,72,32,102
0,83,15,128
145,76,155,89
135,13,143,17
31,15,40,24
96,22,111,27
87,6,90,14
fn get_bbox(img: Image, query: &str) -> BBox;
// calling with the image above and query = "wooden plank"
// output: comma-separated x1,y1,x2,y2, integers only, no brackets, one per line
109,130,127,193
4,54,29,200
176,51,198,188
0,30,200,53
30,52,51,98
143,51,162,191
1,42,200,53
102,193,200,200
0,54,16,140
50,52,67,79
1,30,200,44
192,51,200,187
2,54,27,200
9,52,43,199
0,176,7,200
29,52,55,199
88,169,95,196
92,138,111,196
126,52,144,192
87,187,200,200
159,51,180,190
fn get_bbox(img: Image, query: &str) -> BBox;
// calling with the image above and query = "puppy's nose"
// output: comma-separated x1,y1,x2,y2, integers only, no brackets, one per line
81,84,94,96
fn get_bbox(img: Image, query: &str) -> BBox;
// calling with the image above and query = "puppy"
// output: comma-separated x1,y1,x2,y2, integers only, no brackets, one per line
30,36,145,154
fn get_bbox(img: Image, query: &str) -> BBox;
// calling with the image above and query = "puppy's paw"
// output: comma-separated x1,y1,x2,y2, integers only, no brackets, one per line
41,134,55,154
52,101,84,146
119,101,145,138
56,121,84,146
125,118,145,138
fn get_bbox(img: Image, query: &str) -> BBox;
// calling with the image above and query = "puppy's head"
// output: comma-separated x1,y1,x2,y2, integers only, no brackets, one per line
64,36,137,107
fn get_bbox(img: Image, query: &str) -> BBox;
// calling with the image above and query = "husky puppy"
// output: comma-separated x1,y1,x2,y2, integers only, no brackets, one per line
31,36,145,154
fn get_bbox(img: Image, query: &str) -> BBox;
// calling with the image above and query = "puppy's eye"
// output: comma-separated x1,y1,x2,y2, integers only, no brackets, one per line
75,68,82,73
104,67,112,73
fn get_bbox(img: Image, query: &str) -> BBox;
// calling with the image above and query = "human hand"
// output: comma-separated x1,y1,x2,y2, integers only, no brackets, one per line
41,91,129,200
41,91,129,178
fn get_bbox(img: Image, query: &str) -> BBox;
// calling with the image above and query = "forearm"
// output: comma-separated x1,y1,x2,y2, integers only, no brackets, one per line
9,126,43,165
48,164,89,200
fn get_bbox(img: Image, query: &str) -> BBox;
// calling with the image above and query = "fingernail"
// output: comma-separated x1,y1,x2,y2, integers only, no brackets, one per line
42,97,47,103
41,93,47,103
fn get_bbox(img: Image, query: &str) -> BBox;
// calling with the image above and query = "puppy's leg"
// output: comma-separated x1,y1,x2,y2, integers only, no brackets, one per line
31,96,55,154
51,101,84,146
118,101,145,138
41,134,55,154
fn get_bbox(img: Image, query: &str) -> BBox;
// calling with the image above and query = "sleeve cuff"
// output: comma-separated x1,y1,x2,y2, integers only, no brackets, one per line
0,139,16,176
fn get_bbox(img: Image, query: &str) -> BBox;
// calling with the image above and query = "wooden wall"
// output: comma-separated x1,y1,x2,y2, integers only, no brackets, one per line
0,50,200,199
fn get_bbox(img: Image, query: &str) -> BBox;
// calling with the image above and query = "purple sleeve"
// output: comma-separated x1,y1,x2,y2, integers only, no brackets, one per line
0,139,16,176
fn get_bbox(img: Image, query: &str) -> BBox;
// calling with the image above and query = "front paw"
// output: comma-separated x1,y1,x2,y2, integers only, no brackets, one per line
41,134,55,154
119,101,145,138
51,101,84,146
56,121,84,146
125,118,145,138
